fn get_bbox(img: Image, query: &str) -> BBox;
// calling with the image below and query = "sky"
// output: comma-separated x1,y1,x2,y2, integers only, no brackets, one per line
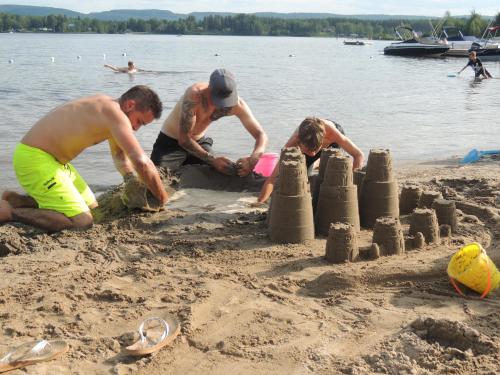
0,1,498,17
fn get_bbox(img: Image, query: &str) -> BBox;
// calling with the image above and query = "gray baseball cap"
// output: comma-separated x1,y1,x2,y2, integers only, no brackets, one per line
209,68,238,108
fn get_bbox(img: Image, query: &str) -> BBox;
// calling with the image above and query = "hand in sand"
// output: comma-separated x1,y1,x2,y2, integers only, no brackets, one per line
0,200,13,223
211,156,236,176
235,156,257,177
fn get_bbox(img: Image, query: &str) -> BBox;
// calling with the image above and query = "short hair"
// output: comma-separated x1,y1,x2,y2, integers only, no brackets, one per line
119,85,162,119
469,51,476,57
298,117,326,151
128,61,134,67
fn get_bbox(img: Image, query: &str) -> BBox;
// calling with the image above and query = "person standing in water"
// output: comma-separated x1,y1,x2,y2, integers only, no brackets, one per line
458,51,492,79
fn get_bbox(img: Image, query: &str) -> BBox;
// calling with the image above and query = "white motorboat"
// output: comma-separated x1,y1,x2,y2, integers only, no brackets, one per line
384,26,450,56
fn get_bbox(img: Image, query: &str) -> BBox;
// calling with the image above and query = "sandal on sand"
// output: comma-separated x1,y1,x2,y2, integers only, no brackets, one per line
0,339,69,373
124,316,180,356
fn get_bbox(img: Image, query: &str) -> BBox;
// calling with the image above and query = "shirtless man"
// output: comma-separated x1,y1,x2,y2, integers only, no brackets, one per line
0,85,168,232
150,68,267,176
104,60,143,74
258,117,364,203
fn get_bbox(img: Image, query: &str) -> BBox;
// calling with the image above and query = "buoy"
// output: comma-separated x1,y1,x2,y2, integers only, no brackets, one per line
8,59,14,64
214,53,219,56
51,57,55,62
122,52,127,57
289,54,294,57
103,53,106,59
77,55,82,60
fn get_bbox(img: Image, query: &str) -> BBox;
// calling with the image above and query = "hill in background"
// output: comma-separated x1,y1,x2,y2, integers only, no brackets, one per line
0,4,442,21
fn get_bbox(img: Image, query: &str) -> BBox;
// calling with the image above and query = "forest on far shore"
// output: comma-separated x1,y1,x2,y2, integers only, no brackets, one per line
1,11,499,39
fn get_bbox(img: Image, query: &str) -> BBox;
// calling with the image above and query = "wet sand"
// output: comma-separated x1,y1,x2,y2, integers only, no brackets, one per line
0,157,499,374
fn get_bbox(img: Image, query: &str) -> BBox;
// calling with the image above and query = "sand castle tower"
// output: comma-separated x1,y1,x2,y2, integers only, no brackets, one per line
400,185,422,215
268,147,314,243
432,199,458,233
315,154,360,235
360,149,399,228
418,191,443,209
312,148,342,211
409,208,440,244
372,217,405,256
325,222,358,263
353,170,366,201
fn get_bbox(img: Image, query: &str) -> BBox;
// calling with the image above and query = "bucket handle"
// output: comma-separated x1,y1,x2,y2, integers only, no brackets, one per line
449,255,492,299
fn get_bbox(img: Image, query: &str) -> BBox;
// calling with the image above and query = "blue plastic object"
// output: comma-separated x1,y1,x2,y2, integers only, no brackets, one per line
460,149,500,164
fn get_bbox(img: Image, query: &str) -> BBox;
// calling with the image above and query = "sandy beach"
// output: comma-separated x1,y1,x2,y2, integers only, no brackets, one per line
0,156,499,374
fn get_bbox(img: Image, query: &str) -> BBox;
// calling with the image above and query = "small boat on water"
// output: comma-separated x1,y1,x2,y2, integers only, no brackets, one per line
441,26,481,56
384,26,450,56
468,25,500,60
343,40,372,46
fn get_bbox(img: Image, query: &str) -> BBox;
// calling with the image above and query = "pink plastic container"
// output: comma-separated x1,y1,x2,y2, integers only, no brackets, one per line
253,152,279,177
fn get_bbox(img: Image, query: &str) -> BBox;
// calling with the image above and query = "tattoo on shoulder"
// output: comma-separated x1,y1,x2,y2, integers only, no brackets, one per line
180,99,196,133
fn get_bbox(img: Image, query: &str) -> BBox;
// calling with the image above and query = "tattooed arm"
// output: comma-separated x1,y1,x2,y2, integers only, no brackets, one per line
177,88,233,174
176,89,212,161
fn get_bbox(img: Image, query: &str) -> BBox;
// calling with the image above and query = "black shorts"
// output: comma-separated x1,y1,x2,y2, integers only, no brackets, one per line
150,132,213,170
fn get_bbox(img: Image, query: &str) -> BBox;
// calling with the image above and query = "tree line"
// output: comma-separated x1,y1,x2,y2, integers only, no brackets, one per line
1,11,499,39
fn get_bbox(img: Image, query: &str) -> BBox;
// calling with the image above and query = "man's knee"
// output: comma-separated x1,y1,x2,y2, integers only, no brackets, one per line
69,211,93,229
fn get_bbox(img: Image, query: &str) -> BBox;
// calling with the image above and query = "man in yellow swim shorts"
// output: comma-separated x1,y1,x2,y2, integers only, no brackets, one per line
0,85,169,232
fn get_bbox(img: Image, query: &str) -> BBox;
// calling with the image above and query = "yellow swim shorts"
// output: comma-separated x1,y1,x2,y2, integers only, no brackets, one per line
13,143,96,218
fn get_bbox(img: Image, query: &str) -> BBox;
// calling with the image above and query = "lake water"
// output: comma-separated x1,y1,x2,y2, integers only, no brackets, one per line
0,33,499,191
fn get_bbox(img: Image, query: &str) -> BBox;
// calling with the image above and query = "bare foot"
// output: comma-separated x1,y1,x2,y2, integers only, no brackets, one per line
1,190,37,208
0,200,13,223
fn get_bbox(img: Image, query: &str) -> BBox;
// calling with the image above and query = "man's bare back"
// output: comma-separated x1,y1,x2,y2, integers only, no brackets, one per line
23,95,127,163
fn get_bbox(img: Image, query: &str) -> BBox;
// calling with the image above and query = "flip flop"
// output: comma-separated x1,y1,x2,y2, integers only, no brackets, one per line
0,339,69,373
124,316,180,356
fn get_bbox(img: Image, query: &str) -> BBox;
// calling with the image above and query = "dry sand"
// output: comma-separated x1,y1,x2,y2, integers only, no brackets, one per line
0,158,499,374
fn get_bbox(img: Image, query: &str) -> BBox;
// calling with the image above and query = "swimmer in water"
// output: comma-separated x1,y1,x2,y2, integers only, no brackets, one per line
104,60,145,74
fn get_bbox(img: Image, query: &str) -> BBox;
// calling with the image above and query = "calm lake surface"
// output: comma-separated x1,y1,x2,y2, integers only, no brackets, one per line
0,33,499,191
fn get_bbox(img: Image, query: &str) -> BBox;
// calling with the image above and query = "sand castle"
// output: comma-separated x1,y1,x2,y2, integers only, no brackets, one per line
360,149,399,228
409,208,440,244
372,216,405,256
315,154,360,235
399,185,422,214
312,148,342,211
353,170,366,201
432,199,458,233
325,222,358,263
418,191,443,209
268,147,314,243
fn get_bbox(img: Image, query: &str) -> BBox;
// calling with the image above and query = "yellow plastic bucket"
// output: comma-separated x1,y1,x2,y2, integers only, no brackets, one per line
447,242,500,298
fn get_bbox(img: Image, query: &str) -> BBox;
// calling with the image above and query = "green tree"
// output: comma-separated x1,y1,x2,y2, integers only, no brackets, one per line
465,11,487,36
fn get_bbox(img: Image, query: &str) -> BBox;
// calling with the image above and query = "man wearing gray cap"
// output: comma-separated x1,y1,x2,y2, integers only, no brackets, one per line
151,68,267,176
